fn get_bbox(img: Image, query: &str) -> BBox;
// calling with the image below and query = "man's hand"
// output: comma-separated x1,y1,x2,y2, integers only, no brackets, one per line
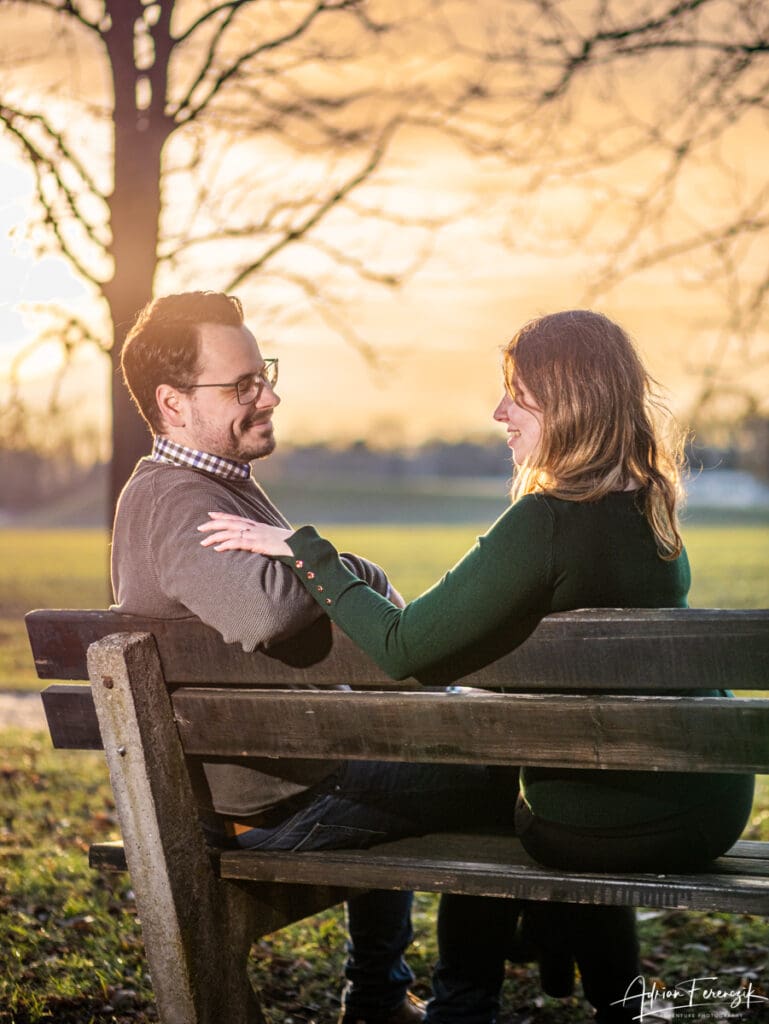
198,512,293,557
388,586,406,608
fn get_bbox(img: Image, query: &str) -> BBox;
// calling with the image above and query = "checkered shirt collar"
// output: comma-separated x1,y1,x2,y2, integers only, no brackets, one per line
151,436,251,482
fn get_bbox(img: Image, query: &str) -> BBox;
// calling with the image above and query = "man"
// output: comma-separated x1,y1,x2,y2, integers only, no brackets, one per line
112,291,511,1024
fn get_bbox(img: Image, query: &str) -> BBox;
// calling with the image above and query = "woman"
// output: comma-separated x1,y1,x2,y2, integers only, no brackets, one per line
198,310,754,1023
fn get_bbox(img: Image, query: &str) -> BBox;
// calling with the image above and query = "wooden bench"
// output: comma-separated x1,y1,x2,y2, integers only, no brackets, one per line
26,607,769,1024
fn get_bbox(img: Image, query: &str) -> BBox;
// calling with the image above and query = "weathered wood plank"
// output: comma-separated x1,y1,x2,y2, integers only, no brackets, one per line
172,689,769,773
723,839,769,861
88,833,769,916
41,684,101,749
216,832,769,915
89,835,769,871
44,681,769,772
26,610,410,688
25,607,769,690
88,839,130,871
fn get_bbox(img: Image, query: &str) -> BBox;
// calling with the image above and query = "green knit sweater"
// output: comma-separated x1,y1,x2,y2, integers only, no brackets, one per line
283,491,753,829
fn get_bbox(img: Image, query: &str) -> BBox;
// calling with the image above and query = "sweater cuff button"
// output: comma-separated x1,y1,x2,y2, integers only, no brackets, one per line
325,598,333,605
306,571,316,579
295,559,304,569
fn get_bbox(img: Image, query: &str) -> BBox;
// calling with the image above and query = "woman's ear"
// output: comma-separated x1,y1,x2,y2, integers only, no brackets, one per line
155,384,186,429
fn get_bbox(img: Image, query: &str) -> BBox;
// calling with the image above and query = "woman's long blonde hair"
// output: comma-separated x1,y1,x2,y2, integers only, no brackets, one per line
505,310,685,559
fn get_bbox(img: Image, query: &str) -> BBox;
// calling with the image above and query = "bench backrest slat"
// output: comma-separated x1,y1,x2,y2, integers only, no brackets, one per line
25,607,769,690
172,689,769,773
41,682,769,773
41,684,101,750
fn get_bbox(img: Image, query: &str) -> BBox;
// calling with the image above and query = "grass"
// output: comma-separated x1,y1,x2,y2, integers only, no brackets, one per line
683,525,769,609
0,530,110,692
1,521,769,1022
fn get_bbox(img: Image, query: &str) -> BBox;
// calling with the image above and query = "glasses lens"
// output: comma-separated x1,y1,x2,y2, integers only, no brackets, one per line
236,361,278,404
236,377,258,404
263,359,278,387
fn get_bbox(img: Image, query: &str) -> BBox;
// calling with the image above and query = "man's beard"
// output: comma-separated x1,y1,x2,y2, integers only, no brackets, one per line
242,431,276,462
189,408,276,463
233,416,276,462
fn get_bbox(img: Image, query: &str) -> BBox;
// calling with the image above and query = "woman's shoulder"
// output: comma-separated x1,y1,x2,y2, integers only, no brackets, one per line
534,487,646,510
505,488,650,530
486,491,558,540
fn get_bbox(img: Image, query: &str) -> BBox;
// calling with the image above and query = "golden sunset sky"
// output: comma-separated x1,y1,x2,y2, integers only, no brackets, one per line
1,0,765,451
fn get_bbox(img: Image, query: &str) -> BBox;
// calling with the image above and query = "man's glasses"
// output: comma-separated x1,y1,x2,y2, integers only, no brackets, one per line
185,359,279,405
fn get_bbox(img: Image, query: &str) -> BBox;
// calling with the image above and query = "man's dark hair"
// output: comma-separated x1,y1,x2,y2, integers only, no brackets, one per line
121,291,244,433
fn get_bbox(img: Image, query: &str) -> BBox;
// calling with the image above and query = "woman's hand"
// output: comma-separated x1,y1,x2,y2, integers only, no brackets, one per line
198,512,293,557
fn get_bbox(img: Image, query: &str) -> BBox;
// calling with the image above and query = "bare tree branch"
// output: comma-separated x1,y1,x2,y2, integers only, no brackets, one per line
1,0,103,33
173,0,254,46
224,117,401,290
267,267,380,363
6,0,769,503
172,0,366,124
0,103,109,283
5,305,106,433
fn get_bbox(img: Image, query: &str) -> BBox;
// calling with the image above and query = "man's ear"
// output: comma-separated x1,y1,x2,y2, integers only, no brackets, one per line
155,384,186,429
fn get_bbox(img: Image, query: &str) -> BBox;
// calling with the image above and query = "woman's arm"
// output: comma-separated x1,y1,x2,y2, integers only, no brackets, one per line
200,497,556,679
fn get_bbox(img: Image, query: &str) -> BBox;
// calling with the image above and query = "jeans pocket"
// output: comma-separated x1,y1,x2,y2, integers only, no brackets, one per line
291,821,388,852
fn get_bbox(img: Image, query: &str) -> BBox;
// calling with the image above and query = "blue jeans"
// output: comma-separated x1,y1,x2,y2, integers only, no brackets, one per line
234,760,517,1017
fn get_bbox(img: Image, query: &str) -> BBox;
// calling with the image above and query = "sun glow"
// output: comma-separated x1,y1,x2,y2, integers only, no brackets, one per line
1,0,767,453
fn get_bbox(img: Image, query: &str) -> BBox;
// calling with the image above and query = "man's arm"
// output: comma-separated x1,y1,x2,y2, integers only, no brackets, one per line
113,467,394,652
339,551,391,598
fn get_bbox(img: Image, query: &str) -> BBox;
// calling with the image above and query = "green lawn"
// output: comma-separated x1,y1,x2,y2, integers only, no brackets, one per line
0,530,110,692
1,523,769,1023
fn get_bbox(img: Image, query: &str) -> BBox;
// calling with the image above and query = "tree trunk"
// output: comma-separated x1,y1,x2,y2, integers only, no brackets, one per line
102,0,174,526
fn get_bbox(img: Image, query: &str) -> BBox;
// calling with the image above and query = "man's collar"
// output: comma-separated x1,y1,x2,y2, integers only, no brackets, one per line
151,436,251,482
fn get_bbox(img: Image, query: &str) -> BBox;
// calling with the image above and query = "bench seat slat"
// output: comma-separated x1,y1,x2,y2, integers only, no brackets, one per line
88,834,769,915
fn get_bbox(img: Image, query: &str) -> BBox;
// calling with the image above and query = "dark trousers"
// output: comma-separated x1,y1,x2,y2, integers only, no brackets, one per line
234,760,518,1017
427,896,640,1024
514,779,755,873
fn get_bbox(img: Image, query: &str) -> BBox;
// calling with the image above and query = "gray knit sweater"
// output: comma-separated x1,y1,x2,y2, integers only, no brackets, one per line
111,457,389,817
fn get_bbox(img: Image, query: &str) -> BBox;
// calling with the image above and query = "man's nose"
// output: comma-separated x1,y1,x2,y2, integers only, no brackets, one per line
256,382,280,409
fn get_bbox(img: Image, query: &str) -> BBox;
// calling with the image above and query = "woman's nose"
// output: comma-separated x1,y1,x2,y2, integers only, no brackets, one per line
493,395,510,422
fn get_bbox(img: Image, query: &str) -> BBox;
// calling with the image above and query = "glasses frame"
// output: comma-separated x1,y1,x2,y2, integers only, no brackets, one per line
184,358,279,405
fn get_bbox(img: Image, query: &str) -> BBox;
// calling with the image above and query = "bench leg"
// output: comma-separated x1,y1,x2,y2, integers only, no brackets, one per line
88,632,264,1024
